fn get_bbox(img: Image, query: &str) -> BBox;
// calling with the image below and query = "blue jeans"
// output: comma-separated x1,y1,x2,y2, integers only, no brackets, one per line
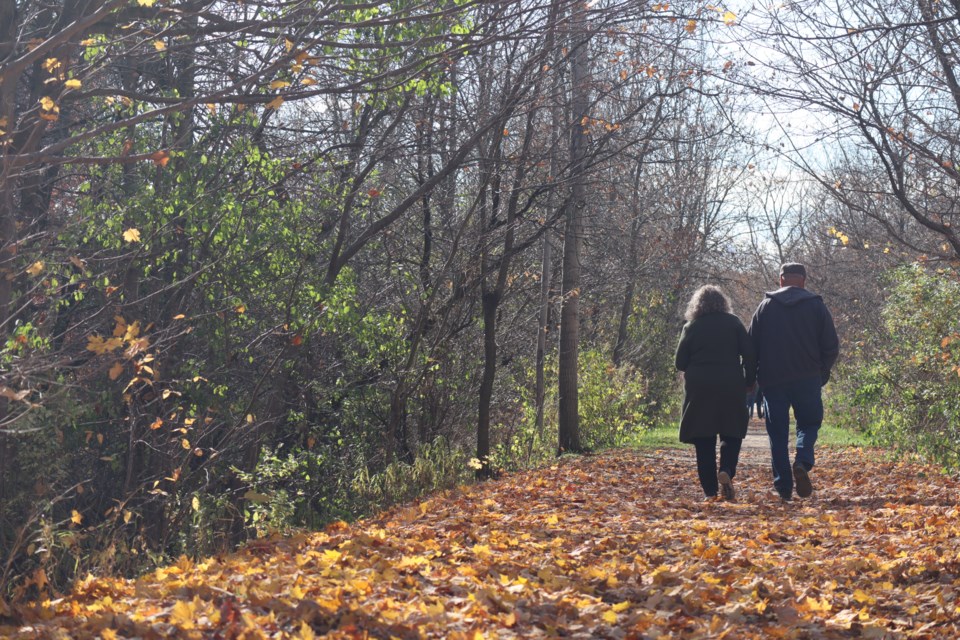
762,376,823,497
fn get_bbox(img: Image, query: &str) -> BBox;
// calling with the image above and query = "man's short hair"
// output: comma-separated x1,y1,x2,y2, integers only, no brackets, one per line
780,262,807,279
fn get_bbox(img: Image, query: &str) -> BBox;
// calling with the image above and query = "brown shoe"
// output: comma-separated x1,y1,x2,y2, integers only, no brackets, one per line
718,470,735,501
793,463,812,498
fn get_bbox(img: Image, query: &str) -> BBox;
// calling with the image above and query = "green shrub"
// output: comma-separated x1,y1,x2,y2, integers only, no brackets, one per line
493,348,656,470
834,264,960,468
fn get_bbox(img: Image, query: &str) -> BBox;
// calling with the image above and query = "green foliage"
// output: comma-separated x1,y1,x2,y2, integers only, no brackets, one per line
496,349,655,470
576,350,656,450
351,437,468,512
833,264,960,468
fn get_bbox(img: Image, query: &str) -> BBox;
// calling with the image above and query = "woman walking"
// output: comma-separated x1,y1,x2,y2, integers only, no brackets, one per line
675,286,756,500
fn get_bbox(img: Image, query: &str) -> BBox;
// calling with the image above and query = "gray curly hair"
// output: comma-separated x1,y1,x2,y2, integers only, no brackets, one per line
684,285,731,322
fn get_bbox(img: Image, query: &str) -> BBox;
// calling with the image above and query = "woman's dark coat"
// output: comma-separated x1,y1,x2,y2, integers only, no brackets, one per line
675,311,757,443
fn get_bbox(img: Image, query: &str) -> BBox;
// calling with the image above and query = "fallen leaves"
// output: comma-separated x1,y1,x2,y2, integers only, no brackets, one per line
6,448,960,639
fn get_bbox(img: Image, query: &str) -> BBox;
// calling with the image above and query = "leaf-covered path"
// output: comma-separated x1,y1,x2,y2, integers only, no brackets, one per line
7,443,960,639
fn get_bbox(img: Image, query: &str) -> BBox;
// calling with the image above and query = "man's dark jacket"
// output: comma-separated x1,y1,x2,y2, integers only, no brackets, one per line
749,286,839,388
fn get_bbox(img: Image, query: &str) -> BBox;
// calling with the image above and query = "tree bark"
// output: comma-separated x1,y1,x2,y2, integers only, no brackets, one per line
557,3,590,455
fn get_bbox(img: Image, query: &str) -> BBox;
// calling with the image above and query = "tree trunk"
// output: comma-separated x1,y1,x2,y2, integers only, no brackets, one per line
536,0,563,435
477,291,498,478
535,231,553,432
557,5,589,455
613,162,645,366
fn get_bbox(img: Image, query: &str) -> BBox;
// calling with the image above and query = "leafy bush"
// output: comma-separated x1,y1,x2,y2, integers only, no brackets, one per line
494,348,655,470
834,264,960,468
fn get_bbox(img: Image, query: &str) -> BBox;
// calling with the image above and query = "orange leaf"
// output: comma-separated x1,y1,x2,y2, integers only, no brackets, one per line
108,362,124,380
149,150,170,167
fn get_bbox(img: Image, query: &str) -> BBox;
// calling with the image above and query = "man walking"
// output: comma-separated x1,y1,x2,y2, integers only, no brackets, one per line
749,263,839,501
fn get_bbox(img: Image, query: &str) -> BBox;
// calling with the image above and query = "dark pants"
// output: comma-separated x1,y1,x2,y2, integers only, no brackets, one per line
762,376,823,497
691,435,743,496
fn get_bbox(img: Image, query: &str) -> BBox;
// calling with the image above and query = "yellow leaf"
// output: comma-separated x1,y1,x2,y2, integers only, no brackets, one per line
108,362,124,380
71,510,83,525
40,96,57,112
265,96,284,110
64,78,82,89
285,38,295,52
805,596,832,612
301,77,318,86
723,10,737,25
853,589,876,604
123,510,133,524
181,438,191,449
169,599,196,628
269,80,291,89
612,601,630,612
26,261,44,276
123,228,141,243
235,304,246,314
685,19,697,32
192,495,200,511
123,320,141,341
137,0,156,5
86,335,124,355
546,514,559,525
296,621,316,640
602,610,618,624
153,40,166,51
101,629,118,640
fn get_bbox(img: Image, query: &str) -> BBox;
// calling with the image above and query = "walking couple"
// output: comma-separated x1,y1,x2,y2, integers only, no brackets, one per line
675,263,840,502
